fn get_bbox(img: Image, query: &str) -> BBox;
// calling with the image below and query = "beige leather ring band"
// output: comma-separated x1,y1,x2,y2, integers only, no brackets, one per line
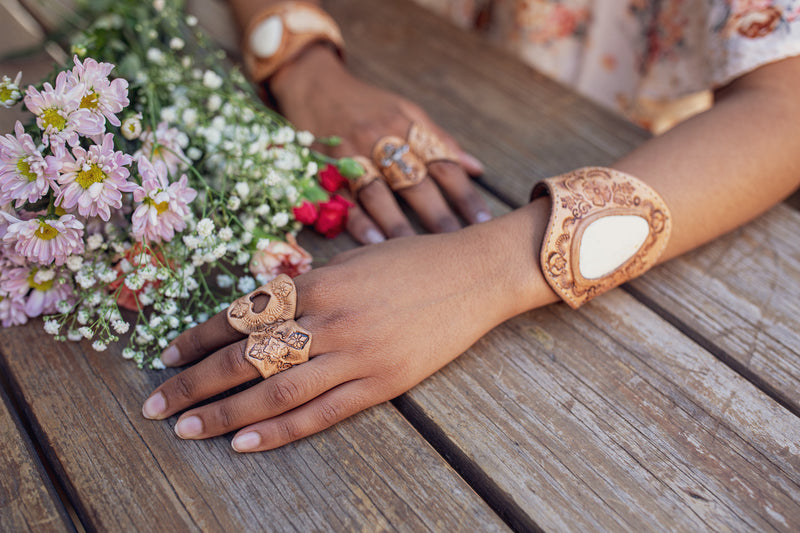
242,1,345,84
407,122,459,165
226,273,311,379
531,167,672,308
372,136,426,190
349,156,382,195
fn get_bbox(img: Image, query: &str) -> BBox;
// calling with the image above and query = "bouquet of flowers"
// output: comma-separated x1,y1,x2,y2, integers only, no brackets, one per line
0,0,358,368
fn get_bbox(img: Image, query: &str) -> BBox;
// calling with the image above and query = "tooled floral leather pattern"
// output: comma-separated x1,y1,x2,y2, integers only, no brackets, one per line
227,273,297,334
245,320,311,378
531,167,672,308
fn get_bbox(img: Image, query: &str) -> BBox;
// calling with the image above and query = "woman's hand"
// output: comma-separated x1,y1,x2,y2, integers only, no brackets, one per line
141,203,556,452
270,44,492,244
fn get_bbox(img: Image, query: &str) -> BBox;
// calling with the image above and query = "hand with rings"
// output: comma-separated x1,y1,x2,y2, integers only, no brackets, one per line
140,211,543,452
267,44,493,244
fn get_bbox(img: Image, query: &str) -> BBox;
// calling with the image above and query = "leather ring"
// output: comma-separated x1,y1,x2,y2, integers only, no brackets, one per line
227,273,297,334
349,156,382,195
407,122,459,165
242,319,312,379
226,273,311,378
372,136,426,190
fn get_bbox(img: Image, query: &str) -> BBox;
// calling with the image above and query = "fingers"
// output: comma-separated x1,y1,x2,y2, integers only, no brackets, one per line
356,179,415,238
143,338,257,420
397,179,461,233
428,161,492,224
150,352,367,448
230,378,375,452
337,189,387,245
161,309,243,367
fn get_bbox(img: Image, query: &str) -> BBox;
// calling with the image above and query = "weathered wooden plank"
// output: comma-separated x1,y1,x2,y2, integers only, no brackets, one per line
0,321,509,532
0,379,74,533
402,291,800,532
628,205,800,412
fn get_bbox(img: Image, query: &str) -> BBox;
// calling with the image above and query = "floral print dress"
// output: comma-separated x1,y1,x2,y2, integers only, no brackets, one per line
412,0,800,131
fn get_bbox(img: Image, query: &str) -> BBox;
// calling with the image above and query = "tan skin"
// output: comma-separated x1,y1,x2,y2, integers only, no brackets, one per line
141,2,800,452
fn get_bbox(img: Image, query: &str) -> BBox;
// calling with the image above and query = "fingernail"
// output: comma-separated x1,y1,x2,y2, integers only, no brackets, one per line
174,416,203,439
461,152,485,174
142,392,166,420
364,229,385,244
232,432,261,452
161,345,180,366
475,211,492,223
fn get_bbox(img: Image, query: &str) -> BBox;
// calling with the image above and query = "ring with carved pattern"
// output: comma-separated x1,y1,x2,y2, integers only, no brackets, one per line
243,319,312,379
372,136,426,190
227,274,297,335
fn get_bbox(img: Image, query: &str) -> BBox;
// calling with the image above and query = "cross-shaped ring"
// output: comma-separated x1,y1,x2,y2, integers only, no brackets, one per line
371,135,426,190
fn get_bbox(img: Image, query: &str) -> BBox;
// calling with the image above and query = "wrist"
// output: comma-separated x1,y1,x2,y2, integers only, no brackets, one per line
268,43,347,107
457,199,558,322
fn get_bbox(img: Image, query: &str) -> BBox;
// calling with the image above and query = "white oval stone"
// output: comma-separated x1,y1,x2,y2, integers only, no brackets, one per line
250,16,283,58
578,215,650,280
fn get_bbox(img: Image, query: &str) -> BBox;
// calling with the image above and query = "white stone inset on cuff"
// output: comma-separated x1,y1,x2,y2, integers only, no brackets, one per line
250,15,284,58
578,215,649,280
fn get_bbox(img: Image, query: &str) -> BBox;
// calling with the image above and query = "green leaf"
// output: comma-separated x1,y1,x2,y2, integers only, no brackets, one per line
337,157,365,179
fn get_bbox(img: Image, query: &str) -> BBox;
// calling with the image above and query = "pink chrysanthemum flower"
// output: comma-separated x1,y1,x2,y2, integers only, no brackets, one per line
7,265,74,318
0,121,61,207
56,133,135,220
2,213,85,266
0,293,27,327
131,156,197,243
24,72,104,147
135,122,189,176
0,263,30,299
67,56,129,127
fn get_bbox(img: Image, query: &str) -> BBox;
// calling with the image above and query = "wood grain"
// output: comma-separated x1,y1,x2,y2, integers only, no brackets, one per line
628,205,800,413
0,321,509,532
0,381,73,532
402,291,800,532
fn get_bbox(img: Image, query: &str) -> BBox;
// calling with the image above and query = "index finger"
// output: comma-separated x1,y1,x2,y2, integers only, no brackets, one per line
160,310,242,367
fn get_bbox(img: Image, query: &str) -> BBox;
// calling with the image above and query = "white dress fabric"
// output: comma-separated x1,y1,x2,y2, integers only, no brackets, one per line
412,0,800,130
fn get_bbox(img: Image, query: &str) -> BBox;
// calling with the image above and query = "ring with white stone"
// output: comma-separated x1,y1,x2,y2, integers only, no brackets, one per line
530,167,672,308
242,1,345,85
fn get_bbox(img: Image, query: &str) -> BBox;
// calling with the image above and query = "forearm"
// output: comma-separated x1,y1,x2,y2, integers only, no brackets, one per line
488,56,800,318
614,56,800,262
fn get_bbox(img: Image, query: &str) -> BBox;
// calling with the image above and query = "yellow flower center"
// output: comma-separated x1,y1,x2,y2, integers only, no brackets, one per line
41,108,66,131
17,158,37,181
75,164,106,188
54,206,66,216
80,91,99,110
28,270,54,292
34,221,59,241
0,86,14,102
146,197,170,215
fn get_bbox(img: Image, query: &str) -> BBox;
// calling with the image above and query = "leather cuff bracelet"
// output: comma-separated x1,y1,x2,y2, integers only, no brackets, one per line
242,1,345,84
531,167,672,308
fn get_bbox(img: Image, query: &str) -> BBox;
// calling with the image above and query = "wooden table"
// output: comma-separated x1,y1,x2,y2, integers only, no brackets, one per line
2,0,800,531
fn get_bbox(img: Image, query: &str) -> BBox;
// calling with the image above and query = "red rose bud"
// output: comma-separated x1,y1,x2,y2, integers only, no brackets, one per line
292,200,319,225
318,164,348,192
314,194,353,238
